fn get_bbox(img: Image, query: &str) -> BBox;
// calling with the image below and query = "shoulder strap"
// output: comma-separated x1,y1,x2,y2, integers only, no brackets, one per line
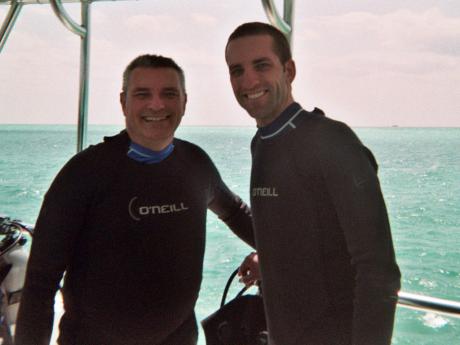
220,268,250,307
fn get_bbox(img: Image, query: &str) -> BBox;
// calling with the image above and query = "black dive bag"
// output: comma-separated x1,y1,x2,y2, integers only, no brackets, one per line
201,268,267,345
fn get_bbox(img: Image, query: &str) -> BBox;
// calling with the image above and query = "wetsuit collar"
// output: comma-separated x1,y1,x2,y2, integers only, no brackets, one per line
127,141,174,164
258,102,304,139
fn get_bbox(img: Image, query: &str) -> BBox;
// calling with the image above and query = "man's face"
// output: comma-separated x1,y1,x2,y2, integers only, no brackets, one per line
120,67,186,150
225,34,295,127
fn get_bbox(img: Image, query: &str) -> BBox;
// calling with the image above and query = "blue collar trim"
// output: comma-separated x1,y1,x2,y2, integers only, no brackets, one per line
258,102,304,139
127,141,174,164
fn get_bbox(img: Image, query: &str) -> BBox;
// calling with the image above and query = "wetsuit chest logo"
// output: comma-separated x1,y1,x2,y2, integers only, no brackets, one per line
252,187,279,197
128,197,189,221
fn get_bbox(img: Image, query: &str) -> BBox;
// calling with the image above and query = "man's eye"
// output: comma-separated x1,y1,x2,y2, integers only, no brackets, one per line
163,92,179,98
255,62,270,71
230,68,243,77
134,92,149,98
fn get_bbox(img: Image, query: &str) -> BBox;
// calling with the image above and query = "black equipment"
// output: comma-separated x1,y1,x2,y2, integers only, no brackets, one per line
201,268,267,345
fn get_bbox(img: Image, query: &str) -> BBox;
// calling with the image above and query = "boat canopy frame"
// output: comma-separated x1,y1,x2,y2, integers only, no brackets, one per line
0,0,295,152
1,0,460,321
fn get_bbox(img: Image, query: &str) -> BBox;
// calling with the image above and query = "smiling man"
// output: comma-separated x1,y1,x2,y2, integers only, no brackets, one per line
225,22,401,345
121,64,186,151
226,33,295,127
14,54,255,345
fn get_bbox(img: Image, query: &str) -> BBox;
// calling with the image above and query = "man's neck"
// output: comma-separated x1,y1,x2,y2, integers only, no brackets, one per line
256,101,296,128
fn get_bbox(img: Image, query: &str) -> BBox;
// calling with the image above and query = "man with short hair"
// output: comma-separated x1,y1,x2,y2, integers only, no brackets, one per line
225,22,401,345
15,54,255,345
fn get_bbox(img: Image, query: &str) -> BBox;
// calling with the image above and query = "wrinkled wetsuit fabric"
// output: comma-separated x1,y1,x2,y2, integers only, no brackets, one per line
250,103,401,345
15,131,254,345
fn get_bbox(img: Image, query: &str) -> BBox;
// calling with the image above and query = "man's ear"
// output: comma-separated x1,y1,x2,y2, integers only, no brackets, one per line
285,59,296,83
120,92,127,116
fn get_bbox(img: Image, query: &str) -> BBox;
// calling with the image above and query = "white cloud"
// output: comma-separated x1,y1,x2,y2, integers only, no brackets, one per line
301,8,460,54
293,7,460,126
191,13,218,26
124,14,183,33
1,2,459,126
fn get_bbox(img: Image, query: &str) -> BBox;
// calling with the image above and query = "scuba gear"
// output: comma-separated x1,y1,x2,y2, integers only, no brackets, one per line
0,216,33,345
201,268,267,345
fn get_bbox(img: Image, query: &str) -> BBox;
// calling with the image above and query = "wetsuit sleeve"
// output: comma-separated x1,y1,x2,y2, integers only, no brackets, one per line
206,163,255,248
316,124,401,345
14,153,95,345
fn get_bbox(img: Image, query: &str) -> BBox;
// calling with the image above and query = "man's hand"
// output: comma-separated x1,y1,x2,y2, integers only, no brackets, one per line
238,252,260,287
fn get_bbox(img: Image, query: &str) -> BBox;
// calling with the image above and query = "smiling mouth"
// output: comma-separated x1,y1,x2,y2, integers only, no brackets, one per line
245,90,267,100
143,115,169,122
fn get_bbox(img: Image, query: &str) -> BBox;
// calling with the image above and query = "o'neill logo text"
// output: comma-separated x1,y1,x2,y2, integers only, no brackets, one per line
129,197,189,221
252,187,279,197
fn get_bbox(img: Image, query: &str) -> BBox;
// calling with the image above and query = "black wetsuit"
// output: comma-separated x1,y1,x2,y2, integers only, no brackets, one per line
250,103,401,345
15,131,254,345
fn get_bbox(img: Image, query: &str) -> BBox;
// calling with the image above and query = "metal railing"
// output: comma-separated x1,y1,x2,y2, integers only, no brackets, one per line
261,0,294,44
0,1,24,52
49,0,90,152
398,291,460,318
0,0,135,152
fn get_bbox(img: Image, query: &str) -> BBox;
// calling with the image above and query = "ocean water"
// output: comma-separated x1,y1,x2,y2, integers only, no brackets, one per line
1,124,459,344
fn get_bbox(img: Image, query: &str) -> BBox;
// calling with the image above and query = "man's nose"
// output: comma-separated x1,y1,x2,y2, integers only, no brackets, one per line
147,95,165,111
241,68,260,89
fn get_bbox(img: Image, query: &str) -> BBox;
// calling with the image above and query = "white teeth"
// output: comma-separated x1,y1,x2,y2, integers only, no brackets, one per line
246,90,265,99
144,116,167,122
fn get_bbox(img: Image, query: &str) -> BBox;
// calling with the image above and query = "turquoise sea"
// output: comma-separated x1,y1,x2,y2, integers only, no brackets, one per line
1,125,459,345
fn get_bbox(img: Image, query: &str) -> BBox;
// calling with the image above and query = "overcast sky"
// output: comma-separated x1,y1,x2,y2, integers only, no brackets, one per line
0,0,459,127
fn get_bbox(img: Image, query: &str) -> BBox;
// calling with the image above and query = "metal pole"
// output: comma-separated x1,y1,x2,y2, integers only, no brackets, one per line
49,0,89,152
77,1,90,152
0,2,24,53
283,0,294,46
398,291,460,319
261,0,294,44
49,0,86,37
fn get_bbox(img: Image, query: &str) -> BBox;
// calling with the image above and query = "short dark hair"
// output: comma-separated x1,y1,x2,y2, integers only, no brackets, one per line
122,54,186,93
226,22,292,64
